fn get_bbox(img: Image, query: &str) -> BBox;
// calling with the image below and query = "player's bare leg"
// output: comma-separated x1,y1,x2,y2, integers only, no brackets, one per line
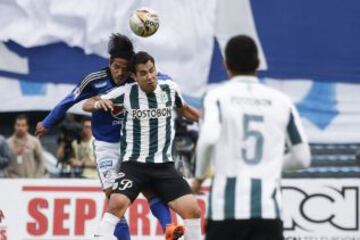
142,188,184,239
168,194,201,240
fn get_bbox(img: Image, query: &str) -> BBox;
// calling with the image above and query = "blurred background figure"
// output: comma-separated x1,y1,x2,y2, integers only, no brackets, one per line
0,134,11,178
71,117,96,178
56,114,92,177
173,117,199,178
7,114,46,178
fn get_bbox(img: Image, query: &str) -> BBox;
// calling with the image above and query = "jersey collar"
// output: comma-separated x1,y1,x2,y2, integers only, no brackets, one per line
231,75,259,84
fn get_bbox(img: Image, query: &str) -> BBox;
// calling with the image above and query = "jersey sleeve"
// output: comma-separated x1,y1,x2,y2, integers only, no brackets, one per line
283,103,311,171
286,104,308,146
172,82,185,108
42,77,95,129
101,85,126,106
195,91,222,179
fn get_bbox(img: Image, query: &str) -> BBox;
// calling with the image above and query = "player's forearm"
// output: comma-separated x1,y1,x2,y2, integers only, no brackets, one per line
43,101,73,129
83,97,114,112
43,91,87,129
195,141,213,179
283,142,311,171
180,104,200,122
195,122,220,179
83,98,99,112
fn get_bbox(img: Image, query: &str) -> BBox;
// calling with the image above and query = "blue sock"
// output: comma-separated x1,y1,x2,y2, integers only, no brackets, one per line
113,217,131,240
149,197,172,232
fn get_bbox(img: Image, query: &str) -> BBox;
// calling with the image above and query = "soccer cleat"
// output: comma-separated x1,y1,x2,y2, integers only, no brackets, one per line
165,223,185,240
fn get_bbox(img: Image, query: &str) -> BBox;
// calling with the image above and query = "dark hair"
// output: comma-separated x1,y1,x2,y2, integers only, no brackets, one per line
225,35,259,74
81,116,91,124
15,114,28,124
108,33,134,61
129,51,155,73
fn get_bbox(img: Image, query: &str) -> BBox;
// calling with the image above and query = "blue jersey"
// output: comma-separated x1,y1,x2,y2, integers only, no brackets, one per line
43,68,172,143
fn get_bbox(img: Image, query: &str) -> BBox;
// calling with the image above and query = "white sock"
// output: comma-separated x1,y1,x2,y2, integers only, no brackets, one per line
184,218,201,240
93,212,119,240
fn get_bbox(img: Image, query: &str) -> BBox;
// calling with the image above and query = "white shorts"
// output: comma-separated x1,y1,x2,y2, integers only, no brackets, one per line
93,140,120,190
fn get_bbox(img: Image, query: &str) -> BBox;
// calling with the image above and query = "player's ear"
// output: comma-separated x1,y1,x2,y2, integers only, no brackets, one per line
223,59,229,71
130,72,136,80
223,60,231,78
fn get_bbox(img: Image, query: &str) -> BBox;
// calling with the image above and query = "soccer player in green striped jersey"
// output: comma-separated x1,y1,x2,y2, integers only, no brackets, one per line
193,35,311,240
84,51,201,240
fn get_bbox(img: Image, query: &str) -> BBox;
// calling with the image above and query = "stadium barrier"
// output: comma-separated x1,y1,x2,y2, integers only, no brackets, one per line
0,179,359,240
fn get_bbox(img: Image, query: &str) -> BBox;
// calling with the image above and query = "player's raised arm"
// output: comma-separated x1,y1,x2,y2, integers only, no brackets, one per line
82,97,113,112
195,91,222,181
171,82,200,122
177,103,200,122
35,70,107,137
82,85,126,113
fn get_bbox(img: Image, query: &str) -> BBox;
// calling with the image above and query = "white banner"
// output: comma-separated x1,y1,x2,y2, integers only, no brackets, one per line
265,79,360,143
0,77,85,114
0,179,359,240
0,0,216,98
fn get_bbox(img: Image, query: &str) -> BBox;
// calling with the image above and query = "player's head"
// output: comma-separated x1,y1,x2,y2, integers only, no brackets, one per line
224,35,259,77
108,33,135,84
14,114,29,137
129,51,158,93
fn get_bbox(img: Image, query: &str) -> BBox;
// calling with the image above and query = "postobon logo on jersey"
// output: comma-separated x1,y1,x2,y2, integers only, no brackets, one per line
132,107,172,119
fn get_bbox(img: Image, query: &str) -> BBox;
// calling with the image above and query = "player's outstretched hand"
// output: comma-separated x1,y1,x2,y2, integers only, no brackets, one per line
0,209,4,223
94,99,114,112
35,122,48,138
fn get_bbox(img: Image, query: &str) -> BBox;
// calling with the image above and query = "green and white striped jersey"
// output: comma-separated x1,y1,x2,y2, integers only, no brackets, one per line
196,76,310,221
101,79,184,164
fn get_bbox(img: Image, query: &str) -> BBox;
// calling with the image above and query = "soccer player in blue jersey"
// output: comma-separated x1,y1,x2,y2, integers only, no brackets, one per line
35,34,177,239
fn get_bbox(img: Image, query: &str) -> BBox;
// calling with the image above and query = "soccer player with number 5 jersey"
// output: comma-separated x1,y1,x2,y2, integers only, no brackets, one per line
193,35,311,240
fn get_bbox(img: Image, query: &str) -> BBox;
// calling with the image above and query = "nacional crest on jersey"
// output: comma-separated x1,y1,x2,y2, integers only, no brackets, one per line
159,91,169,104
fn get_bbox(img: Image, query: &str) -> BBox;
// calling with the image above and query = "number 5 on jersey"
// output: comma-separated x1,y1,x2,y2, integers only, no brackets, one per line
242,114,264,165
